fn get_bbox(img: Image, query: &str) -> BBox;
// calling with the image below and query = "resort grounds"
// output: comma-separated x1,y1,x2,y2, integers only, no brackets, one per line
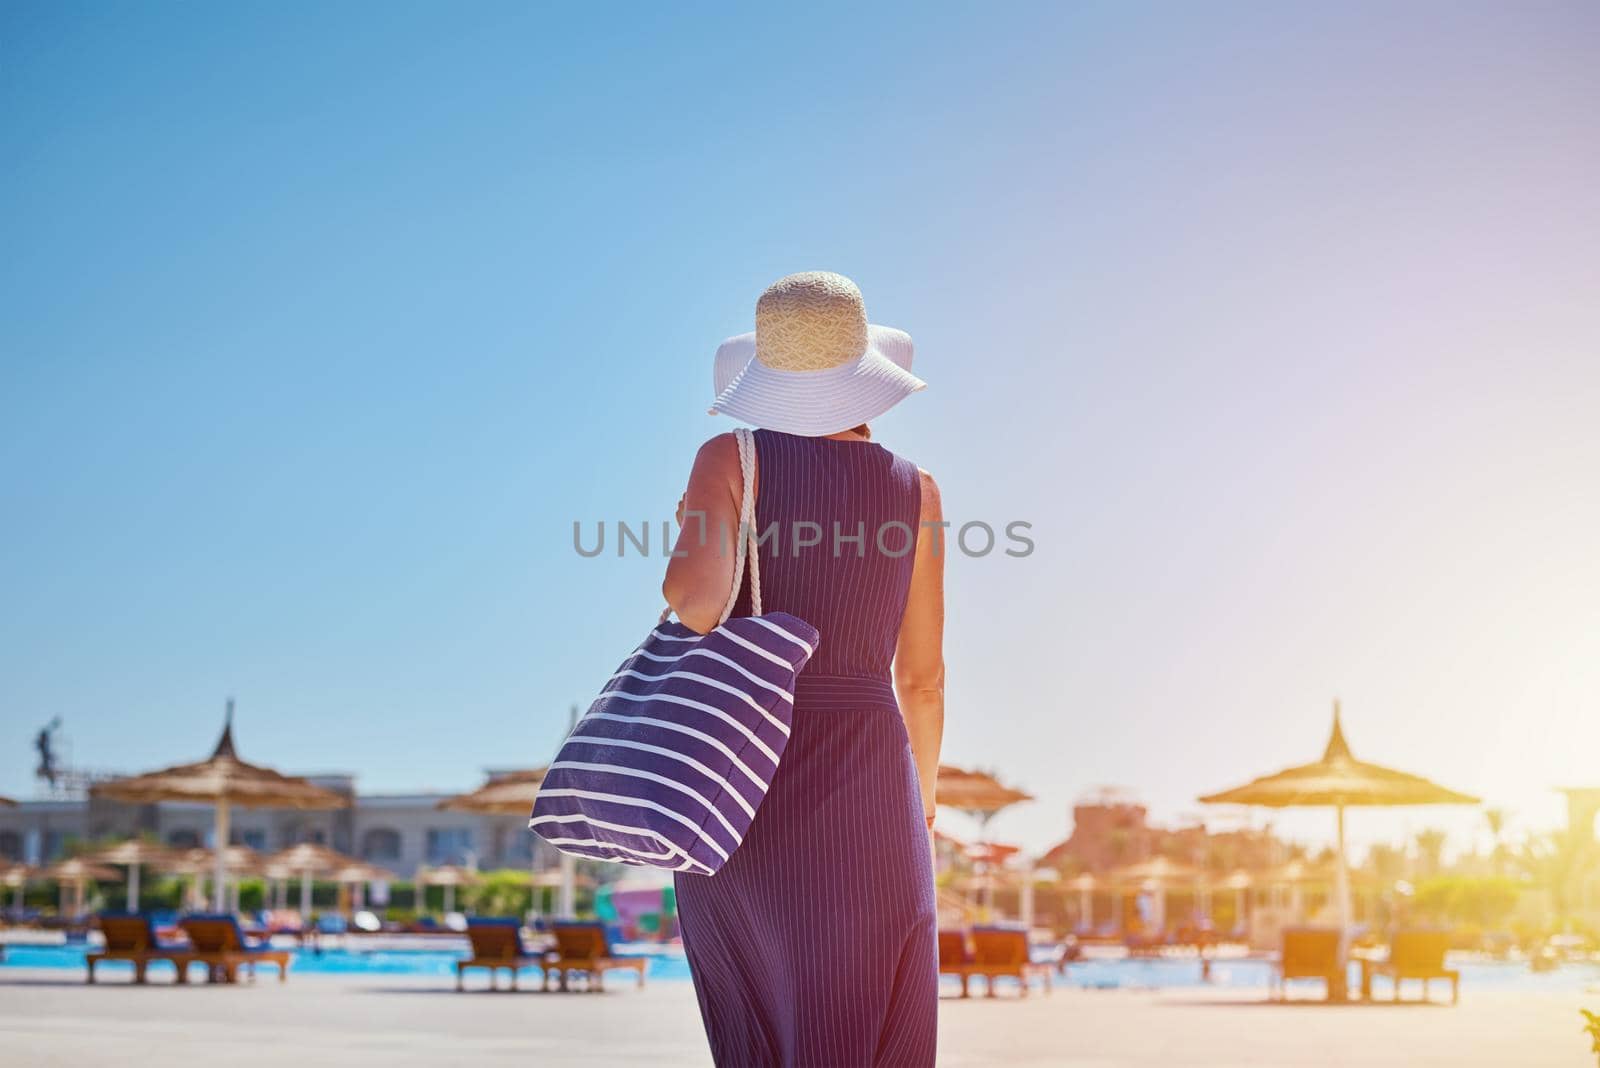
0,962,1591,1067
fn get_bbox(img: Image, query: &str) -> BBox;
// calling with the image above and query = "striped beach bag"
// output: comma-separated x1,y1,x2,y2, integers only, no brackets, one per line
529,427,818,875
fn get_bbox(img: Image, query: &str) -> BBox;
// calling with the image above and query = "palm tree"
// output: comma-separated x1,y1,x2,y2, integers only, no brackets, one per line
1483,808,1507,877
1519,831,1600,925
1365,842,1406,884
1414,829,1448,878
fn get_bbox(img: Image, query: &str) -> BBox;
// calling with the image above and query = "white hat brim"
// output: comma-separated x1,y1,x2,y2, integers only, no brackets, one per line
708,343,927,437
713,324,915,398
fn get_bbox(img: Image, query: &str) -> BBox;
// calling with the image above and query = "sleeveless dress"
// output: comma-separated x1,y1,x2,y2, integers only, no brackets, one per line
674,429,938,1068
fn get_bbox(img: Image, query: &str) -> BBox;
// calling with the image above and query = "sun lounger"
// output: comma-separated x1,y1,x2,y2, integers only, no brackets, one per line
960,926,1053,998
938,929,975,996
1272,927,1343,1001
1359,930,1459,1004
1123,926,1170,956
546,921,648,992
87,913,194,984
262,909,303,936
456,918,547,991
179,914,292,983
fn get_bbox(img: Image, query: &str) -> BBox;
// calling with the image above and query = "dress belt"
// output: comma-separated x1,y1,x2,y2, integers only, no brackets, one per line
793,673,898,709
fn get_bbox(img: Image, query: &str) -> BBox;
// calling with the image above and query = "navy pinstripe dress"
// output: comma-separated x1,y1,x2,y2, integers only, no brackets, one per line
675,429,937,1068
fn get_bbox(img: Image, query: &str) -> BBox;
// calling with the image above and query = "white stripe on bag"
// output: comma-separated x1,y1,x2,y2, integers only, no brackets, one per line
584,711,770,788
538,836,714,876
607,667,792,736
534,788,731,860
530,811,693,852
536,834,683,863
651,624,792,670
548,760,744,845
740,615,816,657
565,733,757,818
594,690,781,765
715,626,793,669
630,647,793,707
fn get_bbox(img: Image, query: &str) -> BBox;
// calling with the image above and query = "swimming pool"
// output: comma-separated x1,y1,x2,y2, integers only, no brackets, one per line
0,941,695,981
4,941,1597,993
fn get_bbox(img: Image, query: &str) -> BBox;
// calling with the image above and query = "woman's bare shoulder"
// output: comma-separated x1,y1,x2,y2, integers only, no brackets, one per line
916,467,941,519
688,432,741,479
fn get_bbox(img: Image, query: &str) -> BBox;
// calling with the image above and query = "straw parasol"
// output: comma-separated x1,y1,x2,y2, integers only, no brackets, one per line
1110,857,1204,933
935,765,1034,824
964,841,1022,866
1110,856,1203,884
439,768,577,918
2,862,36,911
168,845,269,912
0,795,16,807
439,768,547,814
1199,701,1478,989
91,700,348,911
935,766,1034,917
265,842,355,918
43,857,121,917
328,860,394,913
169,844,268,875
528,869,597,890
418,864,480,914
1214,868,1255,929
87,839,178,911
1065,872,1099,931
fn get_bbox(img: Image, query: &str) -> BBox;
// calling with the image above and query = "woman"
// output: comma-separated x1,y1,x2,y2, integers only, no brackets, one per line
663,272,945,1068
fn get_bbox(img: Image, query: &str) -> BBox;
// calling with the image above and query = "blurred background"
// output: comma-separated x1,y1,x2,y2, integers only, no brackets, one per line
2,0,1597,942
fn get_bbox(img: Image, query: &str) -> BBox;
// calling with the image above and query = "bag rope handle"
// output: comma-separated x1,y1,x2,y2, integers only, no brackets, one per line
717,427,762,623
660,427,761,627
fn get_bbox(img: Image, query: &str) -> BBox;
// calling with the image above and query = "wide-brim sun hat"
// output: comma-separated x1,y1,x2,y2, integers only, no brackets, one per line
708,272,925,437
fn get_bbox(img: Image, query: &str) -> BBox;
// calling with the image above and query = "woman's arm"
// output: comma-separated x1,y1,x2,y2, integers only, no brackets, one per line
662,433,747,634
894,469,946,827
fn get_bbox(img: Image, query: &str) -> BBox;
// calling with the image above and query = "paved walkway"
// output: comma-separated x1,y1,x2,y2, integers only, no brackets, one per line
0,967,1592,1066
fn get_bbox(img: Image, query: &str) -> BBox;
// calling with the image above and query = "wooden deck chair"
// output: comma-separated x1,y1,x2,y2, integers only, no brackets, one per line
547,921,647,992
179,914,292,983
968,926,1053,998
1273,927,1342,1002
87,913,194,984
1361,930,1459,1004
457,918,547,991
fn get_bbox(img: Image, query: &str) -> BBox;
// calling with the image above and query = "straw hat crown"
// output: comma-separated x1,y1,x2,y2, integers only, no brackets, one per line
754,272,871,371
709,270,925,436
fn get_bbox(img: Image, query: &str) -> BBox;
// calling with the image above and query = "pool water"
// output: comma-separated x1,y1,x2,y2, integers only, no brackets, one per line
5,942,1597,993
0,942,694,981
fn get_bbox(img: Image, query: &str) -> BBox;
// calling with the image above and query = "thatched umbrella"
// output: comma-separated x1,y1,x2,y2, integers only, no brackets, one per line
167,845,268,912
87,839,178,912
440,768,548,814
439,768,576,917
527,868,598,889
1065,872,1099,931
1199,701,1478,986
0,795,16,807
1259,858,1333,918
2,862,36,911
935,765,1034,827
328,860,394,914
418,864,480,914
43,858,121,917
264,842,355,919
1111,857,1204,933
935,766,1034,916
91,701,348,910
1215,868,1255,931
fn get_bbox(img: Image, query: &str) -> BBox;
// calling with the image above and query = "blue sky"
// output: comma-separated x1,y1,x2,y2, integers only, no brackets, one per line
4,2,1598,856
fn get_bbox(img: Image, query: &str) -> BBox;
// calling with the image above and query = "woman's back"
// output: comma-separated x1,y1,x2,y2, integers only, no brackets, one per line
666,272,941,1067
729,429,922,679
